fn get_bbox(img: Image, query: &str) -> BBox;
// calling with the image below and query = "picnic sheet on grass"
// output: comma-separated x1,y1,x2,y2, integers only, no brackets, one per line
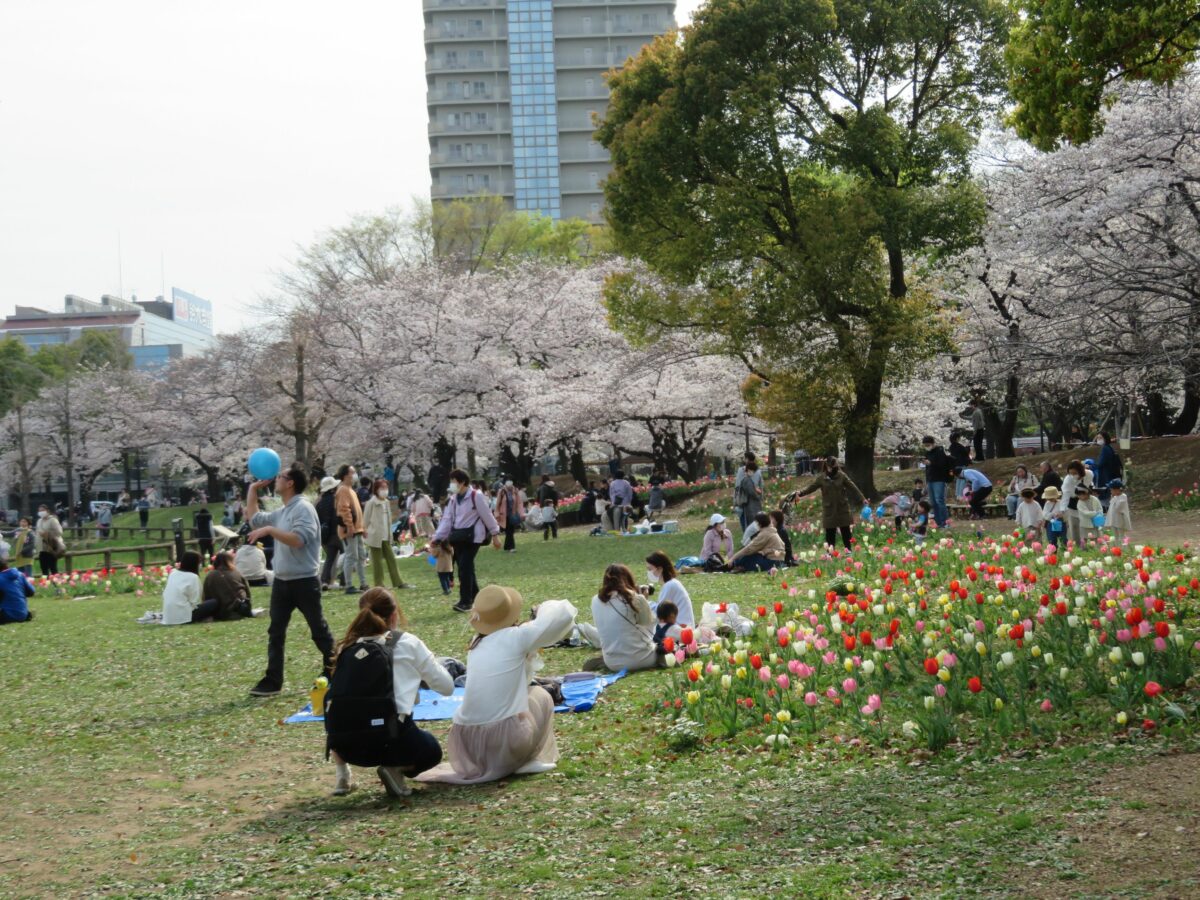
284,670,627,724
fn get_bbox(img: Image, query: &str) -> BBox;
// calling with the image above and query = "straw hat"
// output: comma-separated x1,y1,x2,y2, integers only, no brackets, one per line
470,585,523,635
1041,486,1061,500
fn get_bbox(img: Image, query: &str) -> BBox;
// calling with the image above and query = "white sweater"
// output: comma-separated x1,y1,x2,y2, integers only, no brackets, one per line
454,599,577,727
591,592,658,672
1015,500,1044,530
162,569,201,625
655,578,695,627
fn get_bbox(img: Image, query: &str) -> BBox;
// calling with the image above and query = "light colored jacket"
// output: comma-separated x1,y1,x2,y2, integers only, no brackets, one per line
730,525,786,563
591,591,658,672
702,526,734,560
362,496,393,548
35,514,63,554
495,487,525,524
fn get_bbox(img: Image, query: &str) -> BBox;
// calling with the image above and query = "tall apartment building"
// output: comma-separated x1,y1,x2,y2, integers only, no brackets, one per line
424,0,676,222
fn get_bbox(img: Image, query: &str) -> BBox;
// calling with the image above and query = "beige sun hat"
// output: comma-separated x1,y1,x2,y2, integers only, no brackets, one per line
1041,486,1062,500
469,585,524,635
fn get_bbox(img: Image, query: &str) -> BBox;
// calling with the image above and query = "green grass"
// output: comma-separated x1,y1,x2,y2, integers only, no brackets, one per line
1,521,1196,898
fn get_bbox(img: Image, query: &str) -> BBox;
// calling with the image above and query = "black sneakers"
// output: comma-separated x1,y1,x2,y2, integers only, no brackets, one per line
451,602,472,613
249,678,282,697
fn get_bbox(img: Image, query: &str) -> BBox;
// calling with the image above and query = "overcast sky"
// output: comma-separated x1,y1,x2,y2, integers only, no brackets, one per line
0,0,704,334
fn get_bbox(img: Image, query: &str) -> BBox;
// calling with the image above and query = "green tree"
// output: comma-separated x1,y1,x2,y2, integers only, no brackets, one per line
1007,0,1200,150
597,0,1003,494
0,338,47,515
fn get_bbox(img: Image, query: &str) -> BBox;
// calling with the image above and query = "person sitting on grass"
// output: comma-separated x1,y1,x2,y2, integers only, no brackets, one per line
769,510,797,566
653,600,681,652
234,540,273,587
645,551,695,626
0,559,35,624
584,563,660,673
162,550,203,625
327,588,454,797
701,513,734,565
728,512,786,573
197,550,254,621
417,586,577,785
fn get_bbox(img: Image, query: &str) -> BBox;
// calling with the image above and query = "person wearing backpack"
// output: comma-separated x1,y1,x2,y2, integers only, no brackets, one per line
11,517,35,577
416,586,576,785
324,588,453,797
315,476,342,591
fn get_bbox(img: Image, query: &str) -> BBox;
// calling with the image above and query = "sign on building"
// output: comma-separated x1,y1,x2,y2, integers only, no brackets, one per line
170,287,214,333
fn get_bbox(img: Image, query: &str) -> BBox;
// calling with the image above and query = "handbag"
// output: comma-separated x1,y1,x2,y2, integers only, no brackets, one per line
448,490,478,545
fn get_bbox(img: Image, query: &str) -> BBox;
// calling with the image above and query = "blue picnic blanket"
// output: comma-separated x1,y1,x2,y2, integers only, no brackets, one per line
285,670,627,724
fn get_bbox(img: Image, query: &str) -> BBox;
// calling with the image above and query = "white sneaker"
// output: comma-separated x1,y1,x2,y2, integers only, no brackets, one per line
514,760,557,775
377,766,412,797
332,768,354,796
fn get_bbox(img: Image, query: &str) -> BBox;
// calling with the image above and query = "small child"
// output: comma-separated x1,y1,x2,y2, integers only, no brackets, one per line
911,478,926,506
1041,486,1065,548
1014,487,1043,539
653,600,681,652
1073,485,1104,546
425,540,455,595
542,499,558,541
909,500,932,543
524,501,544,532
1105,478,1132,543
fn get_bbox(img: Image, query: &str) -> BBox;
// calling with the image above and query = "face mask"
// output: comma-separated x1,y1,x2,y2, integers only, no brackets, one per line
377,490,387,499
646,569,661,584
457,482,469,495
38,511,46,519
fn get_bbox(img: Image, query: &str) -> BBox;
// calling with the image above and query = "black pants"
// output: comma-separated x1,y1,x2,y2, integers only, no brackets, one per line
824,526,853,549
437,571,454,593
334,714,443,776
192,598,221,622
0,609,32,624
451,541,481,608
973,428,986,461
320,537,343,585
38,551,58,576
198,538,214,561
543,521,558,540
503,521,517,551
264,576,334,687
139,510,149,528
969,484,993,517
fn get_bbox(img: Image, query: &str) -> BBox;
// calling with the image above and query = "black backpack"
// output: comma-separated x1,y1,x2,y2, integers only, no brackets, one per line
323,631,402,766
315,490,337,544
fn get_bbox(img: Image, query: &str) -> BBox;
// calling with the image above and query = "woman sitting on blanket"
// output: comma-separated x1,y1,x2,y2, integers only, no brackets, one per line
582,564,662,673
196,551,254,621
328,588,454,797
417,587,577,785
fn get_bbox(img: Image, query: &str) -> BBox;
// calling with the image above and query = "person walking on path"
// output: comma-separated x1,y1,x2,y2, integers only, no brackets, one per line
362,478,405,589
789,457,866,550
1095,431,1122,508
335,464,368,595
137,495,151,531
432,469,501,613
246,463,334,698
315,476,343,590
34,505,64,577
495,481,525,553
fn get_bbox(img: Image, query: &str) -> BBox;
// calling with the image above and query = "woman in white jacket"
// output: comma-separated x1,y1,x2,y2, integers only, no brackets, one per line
418,587,577,785
361,479,405,590
1059,461,1094,547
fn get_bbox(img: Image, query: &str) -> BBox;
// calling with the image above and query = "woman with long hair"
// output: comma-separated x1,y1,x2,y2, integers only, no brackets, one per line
326,588,453,797
587,564,660,672
417,587,576,785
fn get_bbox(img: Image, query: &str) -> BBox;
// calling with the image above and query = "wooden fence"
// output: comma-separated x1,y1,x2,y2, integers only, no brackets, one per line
61,537,209,573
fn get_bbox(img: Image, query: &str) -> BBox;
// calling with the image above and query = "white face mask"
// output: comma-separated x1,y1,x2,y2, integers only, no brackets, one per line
646,569,661,584
37,510,46,519
376,490,387,499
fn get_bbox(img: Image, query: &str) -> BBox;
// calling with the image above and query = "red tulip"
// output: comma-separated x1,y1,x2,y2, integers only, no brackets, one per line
889,618,900,635
1008,624,1024,640
663,637,675,653
1144,681,1163,698
687,668,699,682
1126,608,1144,626
756,605,767,617
859,629,872,647
1155,622,1170,639
968,677,982,693
679,627,694,646
773,601,784,614
923,658,939,676
750,653,762,670
844,635,857,652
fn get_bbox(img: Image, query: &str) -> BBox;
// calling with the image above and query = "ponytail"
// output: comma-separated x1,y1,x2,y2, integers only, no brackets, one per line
333,587,407,669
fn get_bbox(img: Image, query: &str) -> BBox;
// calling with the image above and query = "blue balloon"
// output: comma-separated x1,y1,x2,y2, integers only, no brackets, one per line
427,555,437,567
1092,514,1106,528
248,447,281,481
861,505,873,520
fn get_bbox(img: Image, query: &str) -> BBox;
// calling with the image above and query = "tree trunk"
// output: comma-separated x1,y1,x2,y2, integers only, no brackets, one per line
568,439,588,488
206,467,222,500
1171,365,1200,434
433,435,457,469
293,343,308,467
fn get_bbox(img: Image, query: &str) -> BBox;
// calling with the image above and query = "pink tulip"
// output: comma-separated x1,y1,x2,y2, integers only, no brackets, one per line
866,694,881,712
822,651,837,665
975,619,985,633
1040,699,1053,712
776,674,790,690
804,692,819,707
675,649,685,663
934,684,947,698
942,653,958,669
842,678,857,694
825,686,839,700
758,666,772,682
915,620,925,633
1116,628,1132,643
777,626,790,640
1154,637,1168,652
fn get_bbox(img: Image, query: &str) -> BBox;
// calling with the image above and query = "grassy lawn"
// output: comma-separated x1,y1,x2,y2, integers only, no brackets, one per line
3,519,1199,898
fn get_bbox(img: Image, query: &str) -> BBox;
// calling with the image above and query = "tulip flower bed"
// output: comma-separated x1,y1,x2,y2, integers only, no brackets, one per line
659,535,1200,752
32,564,170,599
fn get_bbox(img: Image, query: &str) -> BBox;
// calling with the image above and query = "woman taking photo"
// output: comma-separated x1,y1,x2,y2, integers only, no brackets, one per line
587,564,660,673
417,587,576,785
325,588,454,797
645,551,694,627
362,479,405,590
789,457,866,550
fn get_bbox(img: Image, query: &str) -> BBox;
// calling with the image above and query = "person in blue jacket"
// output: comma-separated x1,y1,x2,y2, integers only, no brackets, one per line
0,560,35,623
1094,431,1120,509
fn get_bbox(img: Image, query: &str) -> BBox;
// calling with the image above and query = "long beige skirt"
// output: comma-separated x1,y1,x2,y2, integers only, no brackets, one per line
415,685,557,785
